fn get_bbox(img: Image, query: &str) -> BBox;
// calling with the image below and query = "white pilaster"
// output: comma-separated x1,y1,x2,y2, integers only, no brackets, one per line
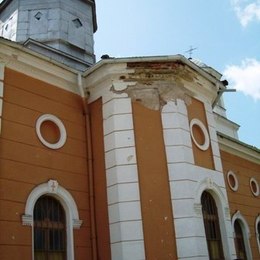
103,96,145,260
162,100,207,259
161,100,235,259
204,101,223,172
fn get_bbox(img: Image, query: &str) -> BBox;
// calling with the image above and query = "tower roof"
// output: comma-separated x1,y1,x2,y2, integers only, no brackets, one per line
0,0,97,32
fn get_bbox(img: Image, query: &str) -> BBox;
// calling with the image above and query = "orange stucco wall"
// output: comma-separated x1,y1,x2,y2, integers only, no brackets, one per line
132,101,177,259
0,69,92,259
221,150,260,259
89,98,111,260
187,97,214,169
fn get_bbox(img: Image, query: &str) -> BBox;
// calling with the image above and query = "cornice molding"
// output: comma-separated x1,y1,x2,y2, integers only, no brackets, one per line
218,132,260,164
0,38,79,94
84,58,221,108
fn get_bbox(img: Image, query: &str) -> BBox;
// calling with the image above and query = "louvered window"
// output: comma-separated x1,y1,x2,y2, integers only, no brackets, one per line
201,191,224,260
34,196,66,260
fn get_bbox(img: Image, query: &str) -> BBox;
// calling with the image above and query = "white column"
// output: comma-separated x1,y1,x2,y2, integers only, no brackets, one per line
103,95,145,260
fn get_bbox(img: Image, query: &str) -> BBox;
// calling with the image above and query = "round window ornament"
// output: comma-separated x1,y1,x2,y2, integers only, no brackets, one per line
250,178,259,197
227,171,239,192
190,118,210,151
36,114,67,149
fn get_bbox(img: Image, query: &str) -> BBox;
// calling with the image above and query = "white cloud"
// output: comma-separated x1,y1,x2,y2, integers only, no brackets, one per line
223,58,260,100
231,0,260,27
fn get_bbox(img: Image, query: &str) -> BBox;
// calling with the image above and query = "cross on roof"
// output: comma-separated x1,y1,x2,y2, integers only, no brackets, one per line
185,46,198,59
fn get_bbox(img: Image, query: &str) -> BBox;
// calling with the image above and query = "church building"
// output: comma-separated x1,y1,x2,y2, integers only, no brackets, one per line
0,0,259,259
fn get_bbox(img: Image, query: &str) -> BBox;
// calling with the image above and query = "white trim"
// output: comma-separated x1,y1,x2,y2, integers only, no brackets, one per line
0,82,3,98
218,134,260,164
255,215,260,253
231,211,253,260
22,180,82,260
102,97,145,260
227,170,239,192
36,114,67,149
0,62,5,81
190,118,210,151
250,177,259,197
0,39,79,94
194,177,228,207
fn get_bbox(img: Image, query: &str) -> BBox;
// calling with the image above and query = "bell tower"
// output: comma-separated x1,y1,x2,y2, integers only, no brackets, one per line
0,0,97,70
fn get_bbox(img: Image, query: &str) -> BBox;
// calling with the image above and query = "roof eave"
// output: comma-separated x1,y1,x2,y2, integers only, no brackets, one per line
218,132,260,164
83,54,222,86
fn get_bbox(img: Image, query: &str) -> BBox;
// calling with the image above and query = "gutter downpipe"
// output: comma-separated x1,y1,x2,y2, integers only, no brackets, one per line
77,73,98,260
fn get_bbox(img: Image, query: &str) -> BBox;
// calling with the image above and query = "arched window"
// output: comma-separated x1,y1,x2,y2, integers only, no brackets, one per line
258,222,260,241
22,180,82,260
234,219,247,260
255,216,260,253
34,196,66,260
258,222,260,243
231,211,252,260
201,191,224,260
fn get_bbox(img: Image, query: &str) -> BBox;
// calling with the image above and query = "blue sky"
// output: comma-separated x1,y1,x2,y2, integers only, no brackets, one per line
94,0,260,148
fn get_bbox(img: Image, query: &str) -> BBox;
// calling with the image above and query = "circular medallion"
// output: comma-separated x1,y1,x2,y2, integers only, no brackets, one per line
250,178,259,197
36,114,67,149
227,171,239,191
190,118,210,151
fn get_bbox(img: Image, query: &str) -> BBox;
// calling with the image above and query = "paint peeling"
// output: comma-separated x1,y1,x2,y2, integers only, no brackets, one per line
110,61,195,110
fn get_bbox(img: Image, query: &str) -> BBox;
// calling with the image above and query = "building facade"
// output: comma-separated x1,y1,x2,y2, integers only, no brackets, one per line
0,1,259,260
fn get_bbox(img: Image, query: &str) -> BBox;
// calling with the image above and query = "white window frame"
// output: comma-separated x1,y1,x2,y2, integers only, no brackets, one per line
22,180,82,260
194,177,234,259
231,211,252,260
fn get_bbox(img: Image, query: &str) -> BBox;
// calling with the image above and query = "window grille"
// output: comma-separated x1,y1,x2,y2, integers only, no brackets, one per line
201,191,224,260
234,220,247,260
34,196,66,260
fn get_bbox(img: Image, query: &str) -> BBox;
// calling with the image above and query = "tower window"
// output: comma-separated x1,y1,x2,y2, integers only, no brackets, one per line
72,18,83,28
35,12,43,21
34,196,66,260
201,191,224,260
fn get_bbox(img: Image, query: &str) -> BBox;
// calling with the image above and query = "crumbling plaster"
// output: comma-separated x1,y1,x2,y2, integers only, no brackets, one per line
84,57,220,111
110,61,217,110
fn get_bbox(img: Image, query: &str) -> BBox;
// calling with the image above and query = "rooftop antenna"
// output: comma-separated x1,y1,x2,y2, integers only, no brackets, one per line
185,46,197,59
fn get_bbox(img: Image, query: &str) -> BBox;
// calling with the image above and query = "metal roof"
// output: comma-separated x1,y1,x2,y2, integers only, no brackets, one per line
0,0,97,32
